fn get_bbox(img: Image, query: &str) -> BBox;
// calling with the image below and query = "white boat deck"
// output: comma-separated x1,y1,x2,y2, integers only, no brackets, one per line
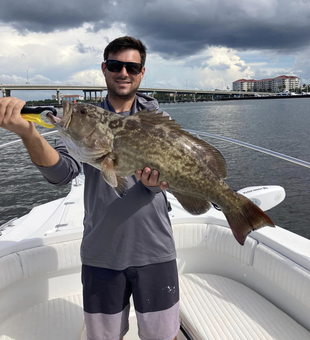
0,180,310,339
1,224,310,339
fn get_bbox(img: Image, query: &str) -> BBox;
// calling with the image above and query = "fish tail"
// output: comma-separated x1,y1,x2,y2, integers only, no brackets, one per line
222,193,275,245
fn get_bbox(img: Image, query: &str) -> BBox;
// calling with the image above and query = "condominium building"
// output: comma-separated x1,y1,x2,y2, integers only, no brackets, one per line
51,94,84,102
232,79,256,92
233,75,300,92
62,95,84,102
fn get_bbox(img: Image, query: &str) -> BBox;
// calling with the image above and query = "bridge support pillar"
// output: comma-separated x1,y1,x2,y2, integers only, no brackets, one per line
84,91,87,101
3,89,11,97
56,90,61,104
100,91,103,101
193,93,196,102
174,93,177,103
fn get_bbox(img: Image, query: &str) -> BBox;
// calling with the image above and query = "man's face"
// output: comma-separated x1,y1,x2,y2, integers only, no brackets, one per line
101,49,145,99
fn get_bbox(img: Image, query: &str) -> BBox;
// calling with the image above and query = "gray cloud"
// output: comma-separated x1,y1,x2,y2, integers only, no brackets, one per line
0,0,113,33
235,63,248,72
1,0,310,59
124,0,310,56
182,56,211,68
75,40,102,54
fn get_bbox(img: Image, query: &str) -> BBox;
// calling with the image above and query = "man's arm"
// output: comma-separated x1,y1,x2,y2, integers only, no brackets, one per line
0,97,59,167
22,128,60,167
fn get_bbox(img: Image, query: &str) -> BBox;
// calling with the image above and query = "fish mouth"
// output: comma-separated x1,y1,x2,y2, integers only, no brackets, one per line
46,101,72,128
46,112,61,124
48,101,72,128
63,100,70,116
62,101,73,128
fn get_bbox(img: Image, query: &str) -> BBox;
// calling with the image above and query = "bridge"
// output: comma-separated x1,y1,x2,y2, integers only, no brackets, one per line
0,84,267,104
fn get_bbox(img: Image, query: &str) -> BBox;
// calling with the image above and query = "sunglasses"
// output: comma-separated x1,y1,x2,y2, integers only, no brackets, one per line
104,60,143,75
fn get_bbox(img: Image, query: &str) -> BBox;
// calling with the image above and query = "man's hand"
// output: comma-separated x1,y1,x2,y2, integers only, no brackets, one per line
0,97,33,138
135,167,169,191
0,97,60,167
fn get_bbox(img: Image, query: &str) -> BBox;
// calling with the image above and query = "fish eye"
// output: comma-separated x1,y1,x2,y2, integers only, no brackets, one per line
80,109,87,115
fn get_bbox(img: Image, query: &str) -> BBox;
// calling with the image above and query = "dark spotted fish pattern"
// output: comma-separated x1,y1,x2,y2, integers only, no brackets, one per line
47,102,275,245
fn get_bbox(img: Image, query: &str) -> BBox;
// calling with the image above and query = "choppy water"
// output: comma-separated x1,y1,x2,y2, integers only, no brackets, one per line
1,98,310,239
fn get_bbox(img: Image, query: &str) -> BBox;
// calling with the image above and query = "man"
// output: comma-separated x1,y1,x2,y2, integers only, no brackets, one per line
0,36,179,340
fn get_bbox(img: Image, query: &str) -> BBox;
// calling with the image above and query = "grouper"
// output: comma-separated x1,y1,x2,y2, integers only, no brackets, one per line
47,102,275,245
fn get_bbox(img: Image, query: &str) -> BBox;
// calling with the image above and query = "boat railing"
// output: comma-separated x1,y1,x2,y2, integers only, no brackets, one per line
0,130,58,149
0,217,18,236
185,129,310,169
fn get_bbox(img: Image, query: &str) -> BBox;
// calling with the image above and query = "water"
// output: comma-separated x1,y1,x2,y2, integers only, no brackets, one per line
0,98,310,239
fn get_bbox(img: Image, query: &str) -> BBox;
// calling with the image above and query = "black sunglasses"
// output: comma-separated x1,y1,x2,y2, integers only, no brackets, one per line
104,60,143,75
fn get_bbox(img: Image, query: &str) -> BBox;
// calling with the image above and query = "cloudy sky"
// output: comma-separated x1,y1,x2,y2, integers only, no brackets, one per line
1,0,310,100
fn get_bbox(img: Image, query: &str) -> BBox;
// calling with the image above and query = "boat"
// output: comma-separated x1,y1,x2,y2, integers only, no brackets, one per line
0,130,310,340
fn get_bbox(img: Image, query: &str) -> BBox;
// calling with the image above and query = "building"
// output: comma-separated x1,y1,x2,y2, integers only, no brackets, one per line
233,75,300,92
61,95,84,102
273,76,300,92
232,79,257,92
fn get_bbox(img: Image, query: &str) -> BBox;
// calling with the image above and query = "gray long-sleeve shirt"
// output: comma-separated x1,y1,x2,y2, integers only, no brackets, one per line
36,93,176,270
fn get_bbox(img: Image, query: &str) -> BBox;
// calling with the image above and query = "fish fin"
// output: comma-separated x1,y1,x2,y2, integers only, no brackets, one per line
222,193,275,245
130,110,227,179
172,191,212,215
133,109,177,124
101,157,128,197
113,176,128,198
101,157,118,187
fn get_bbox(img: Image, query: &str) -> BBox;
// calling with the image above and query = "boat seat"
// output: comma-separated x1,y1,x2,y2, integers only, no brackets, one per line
0,294,84,340
179,273,310,340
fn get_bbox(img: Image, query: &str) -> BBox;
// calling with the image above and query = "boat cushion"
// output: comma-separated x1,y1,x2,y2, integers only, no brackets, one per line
18,239,82,278
0,254,23,291
0,294,83,340
173,223,257,265
206,224,257,265
179,273,310,340
253,243,310,309
173,223,208,249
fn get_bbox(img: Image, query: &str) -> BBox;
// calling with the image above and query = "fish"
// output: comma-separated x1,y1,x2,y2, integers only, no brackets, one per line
47,102,275,245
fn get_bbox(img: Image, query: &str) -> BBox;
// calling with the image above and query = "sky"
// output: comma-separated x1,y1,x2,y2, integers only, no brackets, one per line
1,0,310,101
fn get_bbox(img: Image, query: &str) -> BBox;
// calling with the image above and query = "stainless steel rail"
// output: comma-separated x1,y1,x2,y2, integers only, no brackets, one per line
0,130,58,149
186,129,310,169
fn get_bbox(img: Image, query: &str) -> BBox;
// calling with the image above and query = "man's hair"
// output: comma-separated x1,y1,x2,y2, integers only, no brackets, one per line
103,36,147,66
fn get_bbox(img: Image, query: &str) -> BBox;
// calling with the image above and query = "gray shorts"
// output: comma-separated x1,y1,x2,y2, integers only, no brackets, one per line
82,260,180,340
